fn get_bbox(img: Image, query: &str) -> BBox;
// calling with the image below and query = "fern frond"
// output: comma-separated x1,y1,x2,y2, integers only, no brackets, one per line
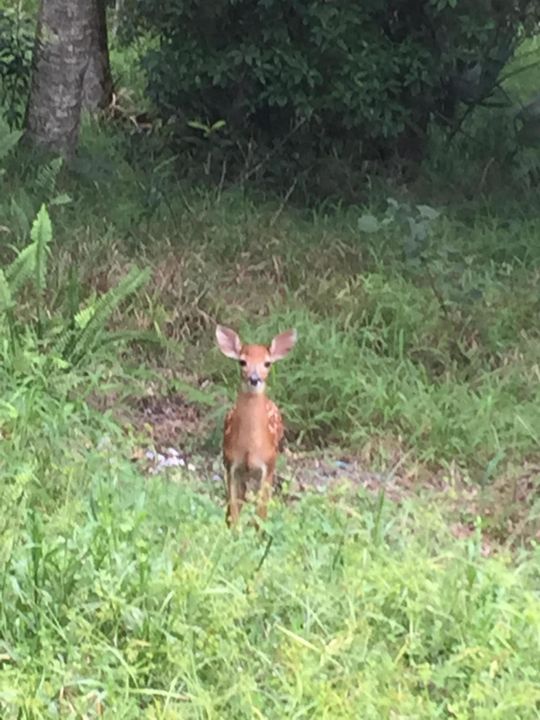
64,266,150,364
63,265,81,328
5,243,37,295
49,193,72,207
74,304,96,329
35,157,63,197
10,197,31,239
0,125,22,162
31,204,52,297
0,269,13,314
51,326,77,362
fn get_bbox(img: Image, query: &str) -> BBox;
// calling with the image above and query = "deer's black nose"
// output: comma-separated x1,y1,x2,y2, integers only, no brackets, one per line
248,374,260,387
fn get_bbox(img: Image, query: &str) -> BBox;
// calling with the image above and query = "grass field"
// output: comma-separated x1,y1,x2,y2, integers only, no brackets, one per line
0,345,539,717
0,33,539,720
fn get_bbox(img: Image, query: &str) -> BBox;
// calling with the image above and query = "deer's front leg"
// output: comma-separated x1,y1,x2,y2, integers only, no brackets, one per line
226,464,246,528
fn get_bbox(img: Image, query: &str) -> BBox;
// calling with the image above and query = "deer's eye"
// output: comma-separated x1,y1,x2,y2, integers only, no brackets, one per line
264,361,271,368
239,360,247,367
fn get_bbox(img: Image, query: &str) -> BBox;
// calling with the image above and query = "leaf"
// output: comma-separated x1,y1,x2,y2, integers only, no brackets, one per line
74,304,96,330
408,218,428,244
5,243,36,294
10,197,30,238
63,266,150,364
31,204,52,296
187,120,210,133
0,268,13,313
49,193,72,206
357,214,381,233
417,204,440,220
0,127,22,162
35,157,63,196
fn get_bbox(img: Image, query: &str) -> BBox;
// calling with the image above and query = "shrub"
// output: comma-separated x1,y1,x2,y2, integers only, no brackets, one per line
0,5,34,127
123,0,539,178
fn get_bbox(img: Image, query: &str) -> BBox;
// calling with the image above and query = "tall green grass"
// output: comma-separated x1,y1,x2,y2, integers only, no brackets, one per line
211,308,540,470
1,393,539,718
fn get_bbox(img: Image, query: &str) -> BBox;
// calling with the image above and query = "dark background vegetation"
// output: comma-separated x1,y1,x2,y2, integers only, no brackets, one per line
124,0,540,191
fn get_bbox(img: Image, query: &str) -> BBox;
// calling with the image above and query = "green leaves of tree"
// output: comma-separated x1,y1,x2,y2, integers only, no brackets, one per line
123,0,540,168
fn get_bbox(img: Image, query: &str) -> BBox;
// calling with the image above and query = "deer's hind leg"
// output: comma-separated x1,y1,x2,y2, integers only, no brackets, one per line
255,461,275,523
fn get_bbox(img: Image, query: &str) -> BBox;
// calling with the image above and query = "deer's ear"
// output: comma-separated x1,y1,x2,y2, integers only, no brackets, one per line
216,325,242,359
269,329,297,361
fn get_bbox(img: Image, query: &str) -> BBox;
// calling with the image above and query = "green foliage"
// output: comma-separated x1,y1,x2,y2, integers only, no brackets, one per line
127,183,537,473
9,205,49,293
357,200,488,320
211,301,540,472
59,265,151,366
0,204,151,368
33,156,72,206
31,202,51,334
0,132,74,244
124,0,539,180
0,118,21,168
3,108,540,473
0,5,34,128
420,35,540,195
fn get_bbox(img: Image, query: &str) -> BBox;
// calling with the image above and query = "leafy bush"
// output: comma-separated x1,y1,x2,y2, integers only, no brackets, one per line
0,5,34,127
124,0,539,179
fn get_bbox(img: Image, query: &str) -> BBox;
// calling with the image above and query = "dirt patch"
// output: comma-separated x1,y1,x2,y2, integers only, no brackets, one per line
280,452,409,501
130,393,205,447
87,382,215,450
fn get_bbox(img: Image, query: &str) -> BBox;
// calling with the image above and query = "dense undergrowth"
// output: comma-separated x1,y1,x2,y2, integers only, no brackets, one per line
0,32,539,720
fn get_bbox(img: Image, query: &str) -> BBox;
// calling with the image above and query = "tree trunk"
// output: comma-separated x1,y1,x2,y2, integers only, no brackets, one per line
25,0,94,157
82,0,113,111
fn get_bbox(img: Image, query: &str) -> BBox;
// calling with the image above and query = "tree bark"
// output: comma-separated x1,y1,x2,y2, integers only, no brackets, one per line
82,0,113,111
25,0,94,157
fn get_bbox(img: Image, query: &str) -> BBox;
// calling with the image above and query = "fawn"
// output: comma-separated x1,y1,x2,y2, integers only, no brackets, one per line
215,325,297,527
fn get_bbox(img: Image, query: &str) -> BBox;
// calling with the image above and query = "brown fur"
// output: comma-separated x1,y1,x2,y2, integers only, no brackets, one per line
216,326,296,526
